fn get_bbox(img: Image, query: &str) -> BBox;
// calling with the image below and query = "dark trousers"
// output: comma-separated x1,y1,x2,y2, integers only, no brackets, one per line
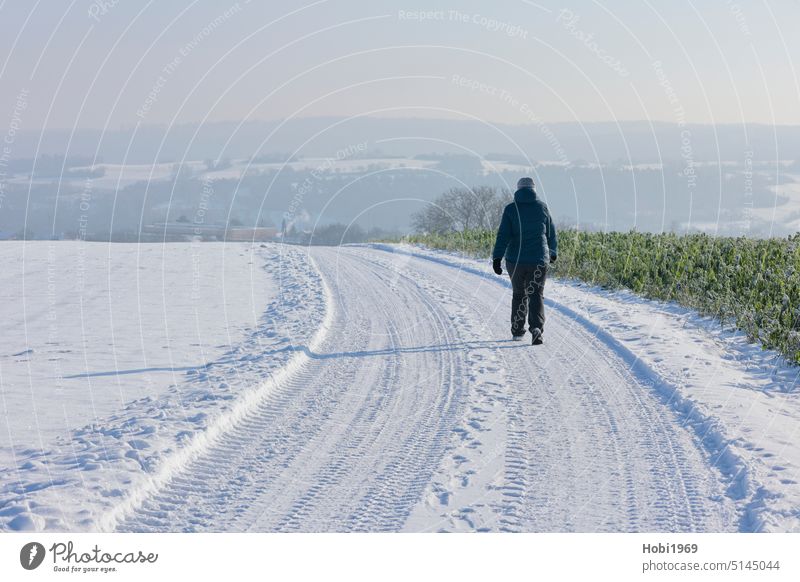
507,262,548,336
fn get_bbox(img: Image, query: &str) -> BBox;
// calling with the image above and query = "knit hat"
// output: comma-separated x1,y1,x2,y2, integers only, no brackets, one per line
517,177,535,190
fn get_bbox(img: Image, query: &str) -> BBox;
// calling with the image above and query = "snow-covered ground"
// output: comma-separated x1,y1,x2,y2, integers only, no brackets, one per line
0,241,325,530
1,242,798,532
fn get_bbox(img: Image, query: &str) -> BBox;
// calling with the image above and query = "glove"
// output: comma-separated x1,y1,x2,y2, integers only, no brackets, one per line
550,254,557,264
492,258,503,275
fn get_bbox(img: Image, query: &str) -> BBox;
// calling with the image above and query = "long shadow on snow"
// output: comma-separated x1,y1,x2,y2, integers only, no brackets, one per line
60,339,528,379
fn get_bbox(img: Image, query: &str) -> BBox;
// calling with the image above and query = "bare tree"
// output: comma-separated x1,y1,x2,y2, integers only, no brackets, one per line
411,202,454,234
440,188,476,231
411,186,512,234
468,186,512,230
488,187,513,228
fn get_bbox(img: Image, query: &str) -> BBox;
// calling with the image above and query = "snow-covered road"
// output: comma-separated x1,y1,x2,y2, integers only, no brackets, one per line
115,245,742,533
3,243,798,532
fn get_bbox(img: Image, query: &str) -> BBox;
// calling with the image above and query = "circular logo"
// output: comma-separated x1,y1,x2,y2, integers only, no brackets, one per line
20,542,46,570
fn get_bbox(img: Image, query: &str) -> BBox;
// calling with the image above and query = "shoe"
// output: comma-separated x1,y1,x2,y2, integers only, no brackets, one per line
512,334,525,342
531,328,543,345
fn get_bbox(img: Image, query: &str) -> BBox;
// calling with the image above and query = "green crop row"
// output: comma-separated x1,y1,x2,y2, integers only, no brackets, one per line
405,230,800,364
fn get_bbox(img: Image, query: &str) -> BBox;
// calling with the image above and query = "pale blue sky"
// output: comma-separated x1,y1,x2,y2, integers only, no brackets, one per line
1,0,798,130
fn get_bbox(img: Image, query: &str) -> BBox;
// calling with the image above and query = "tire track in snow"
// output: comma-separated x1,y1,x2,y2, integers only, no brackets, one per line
542,321,710,531
116,244,741,531
384,247,738,532
260,248,467,531
337,250,465,531
117,247,469,532
396,253,642,532
252,256,411,531
103,251,336,532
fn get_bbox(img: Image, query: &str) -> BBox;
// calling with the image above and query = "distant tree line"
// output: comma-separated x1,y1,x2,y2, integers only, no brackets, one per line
249,153,299,164
4,154,104,178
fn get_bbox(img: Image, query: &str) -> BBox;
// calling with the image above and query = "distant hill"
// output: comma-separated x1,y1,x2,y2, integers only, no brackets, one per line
10,117,800,165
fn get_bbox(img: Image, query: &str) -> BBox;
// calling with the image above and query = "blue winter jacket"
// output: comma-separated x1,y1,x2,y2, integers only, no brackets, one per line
492,188,557,265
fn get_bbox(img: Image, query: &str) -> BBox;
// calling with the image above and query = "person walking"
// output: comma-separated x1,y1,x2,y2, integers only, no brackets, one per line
491,177,557,345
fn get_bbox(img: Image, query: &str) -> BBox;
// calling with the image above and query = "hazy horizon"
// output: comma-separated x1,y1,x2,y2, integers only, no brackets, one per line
16,116,800,135
2,1,799,131
2,1,799,241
